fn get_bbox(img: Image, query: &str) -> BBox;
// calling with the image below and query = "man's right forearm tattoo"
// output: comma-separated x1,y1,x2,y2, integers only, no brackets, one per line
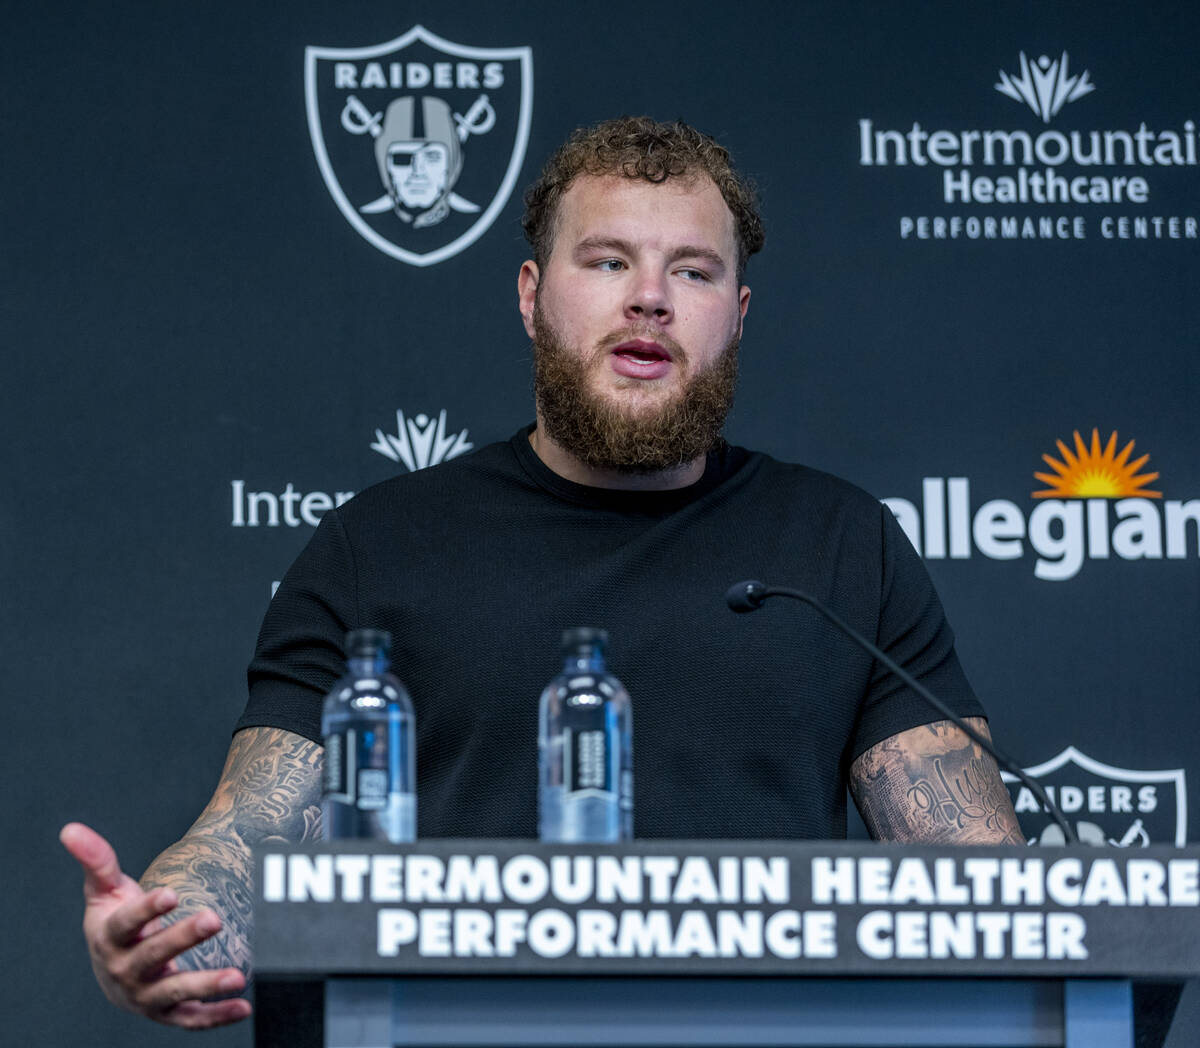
141,728,325,976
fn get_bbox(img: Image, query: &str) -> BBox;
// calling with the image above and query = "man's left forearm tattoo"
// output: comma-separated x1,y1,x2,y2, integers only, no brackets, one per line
850,719,1025,844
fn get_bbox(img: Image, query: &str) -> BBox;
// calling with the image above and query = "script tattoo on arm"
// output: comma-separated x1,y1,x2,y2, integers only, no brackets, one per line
139,727,324,977
850,718,1025,844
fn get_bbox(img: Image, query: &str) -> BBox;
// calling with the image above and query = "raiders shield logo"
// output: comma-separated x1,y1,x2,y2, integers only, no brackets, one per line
305,26,533,266
1002,746,1187,846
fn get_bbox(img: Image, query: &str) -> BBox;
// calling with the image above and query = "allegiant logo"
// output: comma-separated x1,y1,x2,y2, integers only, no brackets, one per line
882,431,1199,581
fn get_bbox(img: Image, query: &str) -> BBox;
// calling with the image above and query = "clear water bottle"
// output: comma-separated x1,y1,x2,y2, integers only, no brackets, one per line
539,628,632,842
321,629,416,842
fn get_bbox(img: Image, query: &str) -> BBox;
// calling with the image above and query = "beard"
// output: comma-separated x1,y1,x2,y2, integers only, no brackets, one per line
531,302,739,474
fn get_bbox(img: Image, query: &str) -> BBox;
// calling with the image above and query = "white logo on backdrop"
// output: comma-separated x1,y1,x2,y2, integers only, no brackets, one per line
371,409,474,471
860,49,1199,241
995,52,1096,123
880,431,1199,581
232,408,474,538
1001,747,1187,847
305,26,533,266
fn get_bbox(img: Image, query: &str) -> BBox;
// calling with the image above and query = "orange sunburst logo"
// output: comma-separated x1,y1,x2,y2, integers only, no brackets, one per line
1033,429,1161,499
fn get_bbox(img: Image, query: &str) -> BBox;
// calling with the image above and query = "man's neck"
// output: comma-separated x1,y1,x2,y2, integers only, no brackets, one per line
528,424,707,491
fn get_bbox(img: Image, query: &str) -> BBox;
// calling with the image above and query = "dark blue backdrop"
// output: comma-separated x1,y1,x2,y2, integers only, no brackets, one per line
8,1,1197,1043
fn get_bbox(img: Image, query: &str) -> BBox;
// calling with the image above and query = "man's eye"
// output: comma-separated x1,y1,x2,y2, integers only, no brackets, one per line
677,268,708,282
595,259,625,272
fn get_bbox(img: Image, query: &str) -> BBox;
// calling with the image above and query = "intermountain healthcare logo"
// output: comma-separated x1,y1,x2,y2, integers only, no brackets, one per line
230,408,473,528
370,409,474,471
881,430,1199,580
995,52,1094,124
1001,747,1187,847
306,27,533,265
858,50,1199,241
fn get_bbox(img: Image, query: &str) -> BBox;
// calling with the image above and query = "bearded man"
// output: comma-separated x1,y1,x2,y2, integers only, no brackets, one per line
62,117,1021,1032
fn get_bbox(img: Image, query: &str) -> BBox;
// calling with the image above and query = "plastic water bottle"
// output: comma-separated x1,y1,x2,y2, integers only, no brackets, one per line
321,629,416,842
539,628,632,842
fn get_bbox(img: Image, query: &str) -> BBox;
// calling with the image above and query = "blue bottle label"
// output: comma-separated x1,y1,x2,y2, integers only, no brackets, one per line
356,767,388,809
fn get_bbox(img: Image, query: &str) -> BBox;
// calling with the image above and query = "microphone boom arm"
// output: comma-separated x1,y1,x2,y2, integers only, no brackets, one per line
730,580,1077,846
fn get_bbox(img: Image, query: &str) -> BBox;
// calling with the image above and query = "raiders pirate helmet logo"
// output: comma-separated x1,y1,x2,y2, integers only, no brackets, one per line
305,26,533,266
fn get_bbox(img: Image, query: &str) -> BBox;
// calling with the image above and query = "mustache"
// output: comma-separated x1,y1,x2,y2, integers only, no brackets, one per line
595,326,687,363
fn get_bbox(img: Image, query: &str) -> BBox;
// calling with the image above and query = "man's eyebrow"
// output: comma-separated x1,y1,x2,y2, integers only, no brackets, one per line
573,235,637,257
666,245,728,271
573,236,728,271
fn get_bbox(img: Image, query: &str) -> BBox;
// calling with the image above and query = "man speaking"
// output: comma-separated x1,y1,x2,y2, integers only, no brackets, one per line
62,116,1021,1030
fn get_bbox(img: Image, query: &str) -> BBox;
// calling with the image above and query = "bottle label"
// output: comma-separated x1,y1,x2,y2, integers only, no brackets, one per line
324,726,409,811
567,728,612,794
356,768,388,810
323,731,350,801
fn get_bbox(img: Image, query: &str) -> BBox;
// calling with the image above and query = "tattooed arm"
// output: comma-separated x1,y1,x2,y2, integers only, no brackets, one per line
141,727,324,970
849,718,1025,844
61,727,323,1029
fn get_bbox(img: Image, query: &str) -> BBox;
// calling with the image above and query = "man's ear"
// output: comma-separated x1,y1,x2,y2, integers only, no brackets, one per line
737,285,751,339
518,261,540,339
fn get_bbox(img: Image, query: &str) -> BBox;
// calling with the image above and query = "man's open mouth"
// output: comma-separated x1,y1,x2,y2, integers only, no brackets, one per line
612,339,673,364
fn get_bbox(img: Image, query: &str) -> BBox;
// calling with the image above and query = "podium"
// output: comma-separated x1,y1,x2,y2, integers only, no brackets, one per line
253,842,1199,1048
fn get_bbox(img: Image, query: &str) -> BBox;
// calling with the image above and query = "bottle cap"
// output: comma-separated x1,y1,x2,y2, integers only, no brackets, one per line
345,629,392,658
561,627,608,652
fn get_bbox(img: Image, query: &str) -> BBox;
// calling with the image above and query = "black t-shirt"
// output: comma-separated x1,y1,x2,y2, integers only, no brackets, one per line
238,426,985,839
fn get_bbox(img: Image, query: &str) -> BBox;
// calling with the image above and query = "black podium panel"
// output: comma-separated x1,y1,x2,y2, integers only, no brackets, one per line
253,842,1199,1047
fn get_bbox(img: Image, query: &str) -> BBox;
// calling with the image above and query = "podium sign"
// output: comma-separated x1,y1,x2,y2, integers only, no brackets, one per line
254,840,1200,978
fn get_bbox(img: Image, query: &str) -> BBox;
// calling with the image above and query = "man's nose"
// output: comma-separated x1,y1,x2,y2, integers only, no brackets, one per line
624,270,673,323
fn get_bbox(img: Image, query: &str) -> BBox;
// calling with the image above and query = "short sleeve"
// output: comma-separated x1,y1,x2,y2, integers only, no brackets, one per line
235,508,359,743
849,506,987,759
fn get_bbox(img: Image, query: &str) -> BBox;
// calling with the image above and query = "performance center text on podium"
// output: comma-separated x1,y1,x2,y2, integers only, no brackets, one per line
261,851,1200,963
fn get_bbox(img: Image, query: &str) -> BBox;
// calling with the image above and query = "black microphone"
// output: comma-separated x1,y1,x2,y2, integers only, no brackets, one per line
724,579,1077,846
724,579,768,612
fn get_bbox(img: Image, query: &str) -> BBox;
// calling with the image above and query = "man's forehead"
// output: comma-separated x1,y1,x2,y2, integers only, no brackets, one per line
554,173,737,255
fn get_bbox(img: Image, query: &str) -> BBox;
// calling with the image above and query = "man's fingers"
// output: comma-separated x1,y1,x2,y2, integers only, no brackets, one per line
103,888,178,947
161,996,253,1030
133,969,251,1028
122,910,222,982
60,823,125,897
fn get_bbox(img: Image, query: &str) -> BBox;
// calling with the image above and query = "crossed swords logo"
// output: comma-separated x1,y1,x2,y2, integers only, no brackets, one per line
1032,817,1151,848
341,93,496,218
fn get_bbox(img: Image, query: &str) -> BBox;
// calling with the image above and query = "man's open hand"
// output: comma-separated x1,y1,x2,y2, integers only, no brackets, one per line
60,822,252,1029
